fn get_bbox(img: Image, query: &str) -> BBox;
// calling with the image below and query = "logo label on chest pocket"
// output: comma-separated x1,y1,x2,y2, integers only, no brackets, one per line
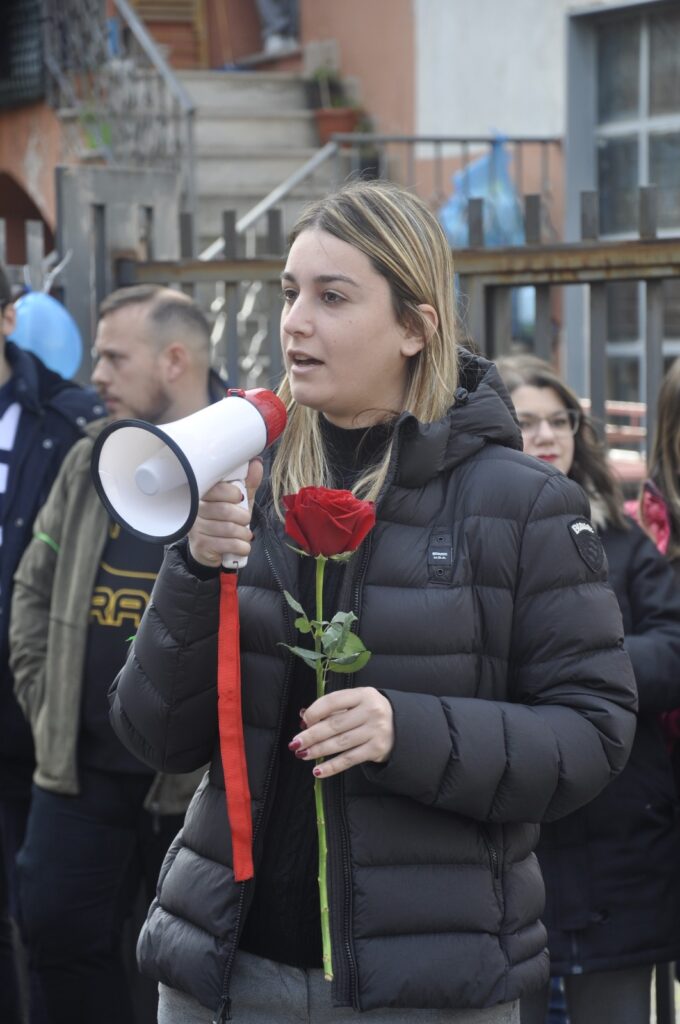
428,529,453,583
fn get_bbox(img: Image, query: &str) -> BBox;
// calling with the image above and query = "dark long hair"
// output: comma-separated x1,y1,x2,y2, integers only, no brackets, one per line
495,354,628,530
646,357,680,560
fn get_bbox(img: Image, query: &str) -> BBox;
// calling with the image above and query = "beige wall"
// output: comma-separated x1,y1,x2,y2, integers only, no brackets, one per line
300,0,415,135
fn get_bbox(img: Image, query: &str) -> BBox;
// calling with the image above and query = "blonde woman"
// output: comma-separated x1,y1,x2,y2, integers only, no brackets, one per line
109,181,636,1024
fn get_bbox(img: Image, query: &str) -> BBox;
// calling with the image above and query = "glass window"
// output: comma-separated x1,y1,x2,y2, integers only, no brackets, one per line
597,136,639,233
606,281,639,340
663,280,680,338
607,356,640,403
649,132,680,228
649,10,680,115
597,18,640,122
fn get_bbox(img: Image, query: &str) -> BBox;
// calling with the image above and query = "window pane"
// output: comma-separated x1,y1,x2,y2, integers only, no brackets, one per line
663,280,680,337
597,18,640,123
649,132,680,228
650,10,680,115
598,136,638,233
606,281,639,340
607,356,640,402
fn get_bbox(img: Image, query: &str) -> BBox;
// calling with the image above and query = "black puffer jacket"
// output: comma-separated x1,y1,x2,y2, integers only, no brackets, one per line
538,519,680,974
109,354,637,1016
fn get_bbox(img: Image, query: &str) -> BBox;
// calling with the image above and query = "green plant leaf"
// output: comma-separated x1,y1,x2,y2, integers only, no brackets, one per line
278,643,326,671
326,630,371,673
322,611,358,658
283,590,307,616
294,616,312,634
328,649,372,674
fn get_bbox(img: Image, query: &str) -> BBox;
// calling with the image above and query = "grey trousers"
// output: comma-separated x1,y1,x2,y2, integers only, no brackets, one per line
158,950,520,1024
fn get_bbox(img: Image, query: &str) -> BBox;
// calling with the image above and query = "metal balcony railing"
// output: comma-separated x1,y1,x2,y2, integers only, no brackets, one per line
42,0,196,228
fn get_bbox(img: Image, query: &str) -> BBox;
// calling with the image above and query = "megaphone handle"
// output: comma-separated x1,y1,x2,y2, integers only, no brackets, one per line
222,476,249,570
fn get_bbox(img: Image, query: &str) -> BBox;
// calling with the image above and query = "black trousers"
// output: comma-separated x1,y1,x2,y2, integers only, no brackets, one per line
0,800,24,1024
17,768,185,1024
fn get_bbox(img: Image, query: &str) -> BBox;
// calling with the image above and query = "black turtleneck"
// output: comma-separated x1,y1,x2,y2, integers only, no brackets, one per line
238,417,394,968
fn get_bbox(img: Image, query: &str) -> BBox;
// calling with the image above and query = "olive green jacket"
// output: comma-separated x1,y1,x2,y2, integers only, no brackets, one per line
9,420,203,812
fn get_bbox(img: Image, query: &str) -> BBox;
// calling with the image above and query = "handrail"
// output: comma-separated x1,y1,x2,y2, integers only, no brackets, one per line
113,0,197,239
112,0,195,115
199,141,339,260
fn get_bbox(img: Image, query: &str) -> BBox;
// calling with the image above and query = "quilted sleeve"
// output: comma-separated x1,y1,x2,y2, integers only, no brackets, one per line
109,543,221,772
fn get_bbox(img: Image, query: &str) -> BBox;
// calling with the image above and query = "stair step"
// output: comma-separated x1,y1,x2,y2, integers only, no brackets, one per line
194,110,317,148
177,69,307,112
196,148,341,192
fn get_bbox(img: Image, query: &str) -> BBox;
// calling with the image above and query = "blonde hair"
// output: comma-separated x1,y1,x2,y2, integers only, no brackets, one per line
645,357,680,560
271,180,459,510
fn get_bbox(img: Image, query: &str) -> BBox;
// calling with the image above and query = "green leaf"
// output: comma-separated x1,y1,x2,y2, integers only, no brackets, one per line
326,630,371,673
328,649,372,674
320,611,357,658
283,590,306,616
294,616,312,634
278,643,326,671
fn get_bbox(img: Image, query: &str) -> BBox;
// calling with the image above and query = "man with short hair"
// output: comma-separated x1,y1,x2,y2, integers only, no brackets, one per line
9,285,225,1024
0,264,102,1023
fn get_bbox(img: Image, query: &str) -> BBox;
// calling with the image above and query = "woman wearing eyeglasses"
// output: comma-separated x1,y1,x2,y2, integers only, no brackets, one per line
496,354,680,1024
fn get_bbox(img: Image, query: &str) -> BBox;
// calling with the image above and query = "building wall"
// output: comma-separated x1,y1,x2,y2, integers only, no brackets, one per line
0,102,63,258
414,0,650,139
415,0,573,138
301,0,415,135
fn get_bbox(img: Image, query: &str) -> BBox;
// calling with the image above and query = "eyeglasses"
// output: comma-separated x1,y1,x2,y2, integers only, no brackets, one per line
517,410,580,437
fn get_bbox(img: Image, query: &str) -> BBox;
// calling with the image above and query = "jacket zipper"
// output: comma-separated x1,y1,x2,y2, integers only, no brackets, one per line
213,514,296,1020
325,534,374,1008
326,426,405,1007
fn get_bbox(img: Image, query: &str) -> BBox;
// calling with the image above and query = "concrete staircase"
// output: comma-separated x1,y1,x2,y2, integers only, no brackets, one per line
177,69,343,255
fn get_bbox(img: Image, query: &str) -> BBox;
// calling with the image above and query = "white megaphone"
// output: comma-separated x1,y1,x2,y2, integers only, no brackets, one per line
91,387,287,569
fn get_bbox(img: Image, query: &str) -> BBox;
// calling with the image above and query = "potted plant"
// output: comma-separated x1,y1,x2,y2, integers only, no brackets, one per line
306,66,360,146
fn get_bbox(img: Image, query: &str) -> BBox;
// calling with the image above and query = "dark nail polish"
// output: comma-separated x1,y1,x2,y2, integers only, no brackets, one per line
294,748,308,759
288,737,302,751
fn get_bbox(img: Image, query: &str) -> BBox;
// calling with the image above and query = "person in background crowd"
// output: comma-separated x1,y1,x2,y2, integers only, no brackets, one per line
629,355,680,820
110,180,636,1024
496,354,680,1024
632,356,680,569
9,286,225,1024
255,0,298,53
0,262,102,1024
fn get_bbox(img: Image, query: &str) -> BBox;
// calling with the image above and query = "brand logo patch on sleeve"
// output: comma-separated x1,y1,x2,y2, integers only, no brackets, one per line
568,517,604,573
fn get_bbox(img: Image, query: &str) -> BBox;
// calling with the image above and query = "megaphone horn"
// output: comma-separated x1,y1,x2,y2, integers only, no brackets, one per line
91,387,287,568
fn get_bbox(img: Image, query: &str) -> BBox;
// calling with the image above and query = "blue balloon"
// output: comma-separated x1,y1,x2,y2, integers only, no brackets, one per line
9,291,83,379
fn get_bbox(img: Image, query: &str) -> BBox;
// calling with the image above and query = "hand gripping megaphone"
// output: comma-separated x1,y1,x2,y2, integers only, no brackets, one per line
91,387,287,568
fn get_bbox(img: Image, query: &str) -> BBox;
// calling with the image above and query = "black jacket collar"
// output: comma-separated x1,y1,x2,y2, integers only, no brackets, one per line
392,350,523,488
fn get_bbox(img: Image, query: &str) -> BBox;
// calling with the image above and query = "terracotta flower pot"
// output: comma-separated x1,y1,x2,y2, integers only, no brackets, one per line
313,107,360,146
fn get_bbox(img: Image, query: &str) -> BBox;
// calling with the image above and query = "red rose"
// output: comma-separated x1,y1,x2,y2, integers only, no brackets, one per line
282,487,376,557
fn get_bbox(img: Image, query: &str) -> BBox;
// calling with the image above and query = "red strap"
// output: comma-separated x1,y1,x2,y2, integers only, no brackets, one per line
217,572,254,882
